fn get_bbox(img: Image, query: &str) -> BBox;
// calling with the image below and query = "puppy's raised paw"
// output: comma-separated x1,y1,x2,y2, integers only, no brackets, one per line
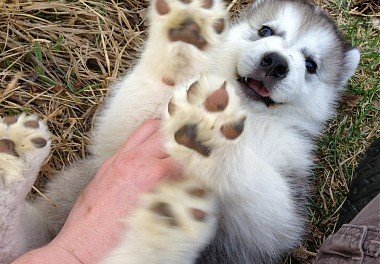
166,76,247,158
153,0,227,50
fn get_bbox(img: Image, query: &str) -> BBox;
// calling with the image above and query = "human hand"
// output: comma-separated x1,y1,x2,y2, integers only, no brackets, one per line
49,120,181,263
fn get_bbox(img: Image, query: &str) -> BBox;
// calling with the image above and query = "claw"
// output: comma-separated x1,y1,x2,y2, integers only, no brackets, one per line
187,81,199,104
168,99,176,115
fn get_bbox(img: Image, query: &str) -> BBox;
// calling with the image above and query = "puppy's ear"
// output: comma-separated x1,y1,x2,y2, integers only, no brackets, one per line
341,48,360,86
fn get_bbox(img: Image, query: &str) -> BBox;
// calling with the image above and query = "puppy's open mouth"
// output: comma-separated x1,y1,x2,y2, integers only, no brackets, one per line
237,76,276,106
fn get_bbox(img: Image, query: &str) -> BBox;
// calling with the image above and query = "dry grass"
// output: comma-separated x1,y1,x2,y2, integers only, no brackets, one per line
0,0,148,184
0,0,379,263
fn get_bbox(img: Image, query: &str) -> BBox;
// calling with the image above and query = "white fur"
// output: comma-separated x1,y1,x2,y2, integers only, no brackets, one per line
0,0,360,263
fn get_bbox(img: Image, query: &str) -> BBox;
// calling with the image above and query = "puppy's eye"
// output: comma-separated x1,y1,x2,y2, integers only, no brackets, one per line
305,58,317,74
258,26,273,37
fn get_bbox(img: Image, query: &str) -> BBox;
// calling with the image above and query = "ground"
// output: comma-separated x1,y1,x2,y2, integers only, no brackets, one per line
0,0,379,263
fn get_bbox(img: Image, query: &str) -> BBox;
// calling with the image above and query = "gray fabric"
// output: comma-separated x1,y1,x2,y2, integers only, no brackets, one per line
314,194,380,263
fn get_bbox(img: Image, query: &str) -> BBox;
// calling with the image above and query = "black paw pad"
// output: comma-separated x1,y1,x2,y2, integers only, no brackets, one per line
213,18,225,34
174,124,211,157
4,116,18,126
220,117,246,140
162,77,175,86
150,202,178,226
169,19,208,50
202,0,213,9
31,137,47,148
204,82,228,112
187,187,207,198
24,120,39,129
156,0,170,15
0,139,19,157
190,208,207,222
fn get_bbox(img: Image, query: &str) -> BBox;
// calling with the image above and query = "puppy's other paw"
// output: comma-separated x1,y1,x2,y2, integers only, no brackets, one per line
0,114,51,184
144,179,217,239
153,0,227,50
105,179,218,264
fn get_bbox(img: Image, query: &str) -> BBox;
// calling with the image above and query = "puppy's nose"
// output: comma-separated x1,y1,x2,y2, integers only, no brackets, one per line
261,53,288,79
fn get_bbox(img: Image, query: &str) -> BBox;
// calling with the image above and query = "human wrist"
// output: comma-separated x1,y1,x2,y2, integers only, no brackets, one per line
51,221,122,264
12,244,82,264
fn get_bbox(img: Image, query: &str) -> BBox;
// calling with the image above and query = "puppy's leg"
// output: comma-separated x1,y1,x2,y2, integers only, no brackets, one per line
0,114,51,263
91,0,228,160
103,178,218,264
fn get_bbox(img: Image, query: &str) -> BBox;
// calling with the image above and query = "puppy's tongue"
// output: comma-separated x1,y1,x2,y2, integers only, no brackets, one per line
248,79,270,97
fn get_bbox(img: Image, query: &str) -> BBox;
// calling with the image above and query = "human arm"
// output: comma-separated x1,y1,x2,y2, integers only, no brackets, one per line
13,120,181,264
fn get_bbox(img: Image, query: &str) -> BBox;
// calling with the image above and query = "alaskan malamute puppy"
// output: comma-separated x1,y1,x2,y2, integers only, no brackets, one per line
0,0,360,263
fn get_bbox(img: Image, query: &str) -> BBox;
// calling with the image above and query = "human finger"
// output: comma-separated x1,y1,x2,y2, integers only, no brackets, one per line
119,119,161,153
136,157,183,192
137,129,170,159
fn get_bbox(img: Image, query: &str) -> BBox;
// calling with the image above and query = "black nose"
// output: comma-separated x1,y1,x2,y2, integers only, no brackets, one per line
261,53,289,79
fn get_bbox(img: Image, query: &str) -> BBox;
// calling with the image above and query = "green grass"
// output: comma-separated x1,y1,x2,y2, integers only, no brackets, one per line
299,1,379,262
